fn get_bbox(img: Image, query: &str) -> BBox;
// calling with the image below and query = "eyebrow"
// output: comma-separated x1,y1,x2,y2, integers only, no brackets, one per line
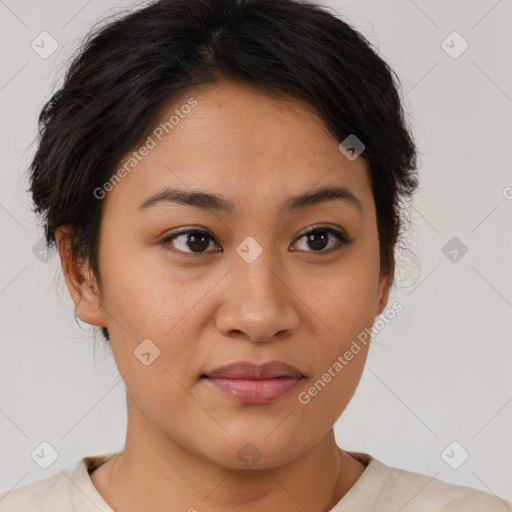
138,184,363,216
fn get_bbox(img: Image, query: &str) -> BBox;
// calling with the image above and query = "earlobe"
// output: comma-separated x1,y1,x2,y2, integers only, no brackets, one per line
55,227,107,327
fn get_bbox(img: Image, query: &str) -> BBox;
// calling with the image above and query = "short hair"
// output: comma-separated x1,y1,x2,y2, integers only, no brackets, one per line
29,0,418,342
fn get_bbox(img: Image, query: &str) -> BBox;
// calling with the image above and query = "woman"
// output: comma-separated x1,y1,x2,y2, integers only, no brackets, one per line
1,0,509,510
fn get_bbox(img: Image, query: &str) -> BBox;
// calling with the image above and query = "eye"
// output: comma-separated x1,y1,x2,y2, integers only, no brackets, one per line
161,225,352,256
161,229,220,255
291,225,352,254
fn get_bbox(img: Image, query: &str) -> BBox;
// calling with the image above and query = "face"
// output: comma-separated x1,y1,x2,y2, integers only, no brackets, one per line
64,80,391,469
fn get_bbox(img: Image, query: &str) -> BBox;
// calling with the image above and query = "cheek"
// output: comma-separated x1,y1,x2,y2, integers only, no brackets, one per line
97,237,227,395
303,256,381,349
298,243,380,401
96,228,196,339
296,273,375,423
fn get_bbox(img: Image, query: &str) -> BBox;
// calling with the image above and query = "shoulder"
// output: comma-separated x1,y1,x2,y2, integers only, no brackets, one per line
342,451,511,511
384,461,512,511
0,471,72,511
0,453,117,512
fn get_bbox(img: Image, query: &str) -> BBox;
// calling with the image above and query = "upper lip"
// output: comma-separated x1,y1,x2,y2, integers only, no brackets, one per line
203,361,304,379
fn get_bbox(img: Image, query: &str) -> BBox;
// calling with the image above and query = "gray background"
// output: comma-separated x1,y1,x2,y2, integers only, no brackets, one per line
1,0,511,502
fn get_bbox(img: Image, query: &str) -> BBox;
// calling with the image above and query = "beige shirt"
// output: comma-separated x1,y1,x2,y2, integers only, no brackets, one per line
0,451,510,511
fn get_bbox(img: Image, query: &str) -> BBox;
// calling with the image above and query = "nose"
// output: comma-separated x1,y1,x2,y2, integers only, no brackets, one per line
214,244,300,343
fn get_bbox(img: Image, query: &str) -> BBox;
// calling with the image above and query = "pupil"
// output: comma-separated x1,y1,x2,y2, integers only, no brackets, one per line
308,230,328,251
188,232,209,252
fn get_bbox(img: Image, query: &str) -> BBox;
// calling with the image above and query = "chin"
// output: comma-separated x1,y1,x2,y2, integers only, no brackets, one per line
201,436,309,471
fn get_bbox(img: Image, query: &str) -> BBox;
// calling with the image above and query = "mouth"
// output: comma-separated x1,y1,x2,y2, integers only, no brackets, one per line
201,360,305,404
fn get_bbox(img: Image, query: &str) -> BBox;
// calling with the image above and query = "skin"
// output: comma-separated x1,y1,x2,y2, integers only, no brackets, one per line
56,80,392,512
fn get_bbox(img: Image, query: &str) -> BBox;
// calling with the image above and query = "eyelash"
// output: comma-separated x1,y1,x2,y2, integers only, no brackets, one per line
160,224,353,257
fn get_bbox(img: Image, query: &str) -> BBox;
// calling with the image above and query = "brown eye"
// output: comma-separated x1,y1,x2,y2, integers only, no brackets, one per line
161,225,352,257
291,227,352,254
162,230,219,254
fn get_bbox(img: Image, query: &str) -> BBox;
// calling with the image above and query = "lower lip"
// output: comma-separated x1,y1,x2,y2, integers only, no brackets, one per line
205,377,303,404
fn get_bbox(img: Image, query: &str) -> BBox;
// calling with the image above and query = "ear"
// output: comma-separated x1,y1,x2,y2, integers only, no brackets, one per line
55,226,107,327
376,267,393,316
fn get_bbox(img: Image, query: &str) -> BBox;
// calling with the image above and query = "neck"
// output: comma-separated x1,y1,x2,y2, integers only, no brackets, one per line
95,392,365,512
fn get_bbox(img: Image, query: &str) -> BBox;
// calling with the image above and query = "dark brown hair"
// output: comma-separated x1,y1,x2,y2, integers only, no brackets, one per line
29,0,418,342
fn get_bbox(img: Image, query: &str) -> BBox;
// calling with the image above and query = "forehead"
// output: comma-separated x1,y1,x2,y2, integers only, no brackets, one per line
105,80,373,216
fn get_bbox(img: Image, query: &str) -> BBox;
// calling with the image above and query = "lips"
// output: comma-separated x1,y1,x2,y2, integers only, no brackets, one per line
202,361,305,404
203,360,304,380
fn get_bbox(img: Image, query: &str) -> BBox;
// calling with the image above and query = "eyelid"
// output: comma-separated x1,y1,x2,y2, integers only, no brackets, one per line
294,223,350,242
